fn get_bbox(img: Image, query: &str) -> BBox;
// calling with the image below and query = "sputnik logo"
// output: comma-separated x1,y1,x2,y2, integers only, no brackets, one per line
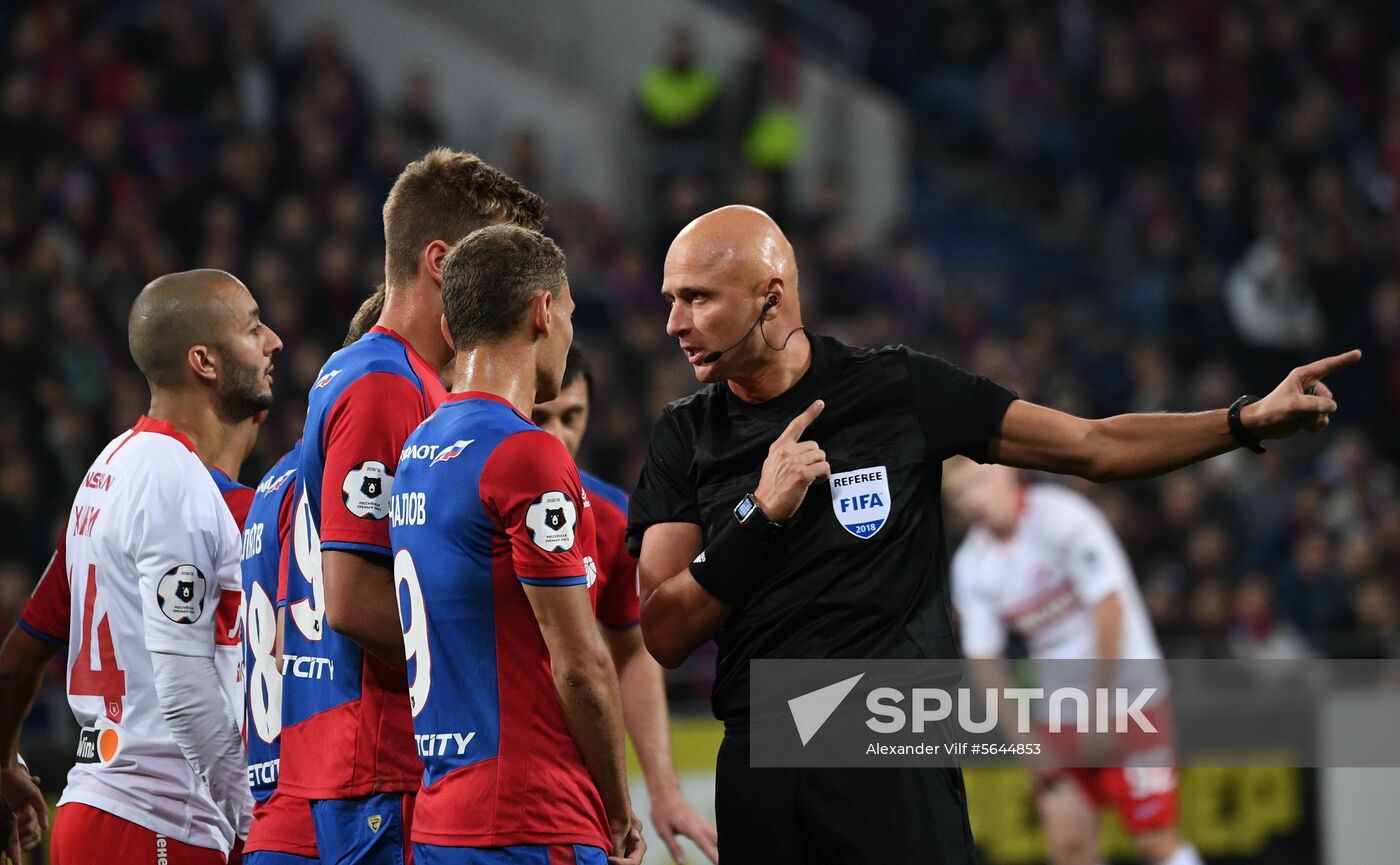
788,674,865,746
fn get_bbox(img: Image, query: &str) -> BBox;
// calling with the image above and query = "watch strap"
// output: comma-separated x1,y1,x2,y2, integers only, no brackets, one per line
1228,395,1266,454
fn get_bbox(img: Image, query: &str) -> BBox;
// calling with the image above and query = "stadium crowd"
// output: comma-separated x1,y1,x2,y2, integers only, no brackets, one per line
1,0,1398,734
844,0,1400,661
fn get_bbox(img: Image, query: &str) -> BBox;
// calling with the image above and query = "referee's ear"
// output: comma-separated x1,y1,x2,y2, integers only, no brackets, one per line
761,281,786,318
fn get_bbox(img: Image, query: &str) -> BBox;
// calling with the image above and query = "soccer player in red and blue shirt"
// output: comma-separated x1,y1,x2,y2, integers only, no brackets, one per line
241,442,321,865
280,149,545,865
388,226,643,865
207,411,301,862
532,346,718,864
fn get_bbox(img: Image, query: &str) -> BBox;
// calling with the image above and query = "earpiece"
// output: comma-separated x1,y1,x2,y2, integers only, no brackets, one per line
702,294,782,364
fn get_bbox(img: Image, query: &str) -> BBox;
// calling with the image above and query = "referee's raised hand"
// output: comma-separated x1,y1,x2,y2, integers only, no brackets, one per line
1241,349,1362,438
754,399,830,522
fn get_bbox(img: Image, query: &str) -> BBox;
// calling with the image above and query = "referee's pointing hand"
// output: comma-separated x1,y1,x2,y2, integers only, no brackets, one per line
754,399,830,522
1241,349,1362,438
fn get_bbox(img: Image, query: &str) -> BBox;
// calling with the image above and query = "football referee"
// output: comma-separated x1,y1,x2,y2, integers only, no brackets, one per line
625,205,1359,865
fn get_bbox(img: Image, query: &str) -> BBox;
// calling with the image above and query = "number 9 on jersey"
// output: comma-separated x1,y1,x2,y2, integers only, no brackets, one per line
394,549,432,717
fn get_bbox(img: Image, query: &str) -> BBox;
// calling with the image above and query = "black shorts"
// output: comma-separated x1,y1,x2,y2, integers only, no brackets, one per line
715,732,979,865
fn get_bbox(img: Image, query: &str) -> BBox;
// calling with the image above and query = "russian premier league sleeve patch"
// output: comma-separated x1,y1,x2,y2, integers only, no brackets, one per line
828,465,891,539
156,564,207,623
525,491,577,552
342,460,393,519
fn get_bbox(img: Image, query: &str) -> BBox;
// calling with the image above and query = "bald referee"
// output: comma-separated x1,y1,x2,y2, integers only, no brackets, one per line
626,205,1359,864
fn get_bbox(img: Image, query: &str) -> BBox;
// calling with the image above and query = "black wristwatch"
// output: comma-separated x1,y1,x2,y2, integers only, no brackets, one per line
1228,395,1266,454
734,493,784,539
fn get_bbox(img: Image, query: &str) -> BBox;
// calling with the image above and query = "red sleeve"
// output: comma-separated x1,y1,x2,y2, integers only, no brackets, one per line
19,538,71,644
320,373,427,555
222,486,255,532
481,430,590,584
275,479,297,606
594,496,640,629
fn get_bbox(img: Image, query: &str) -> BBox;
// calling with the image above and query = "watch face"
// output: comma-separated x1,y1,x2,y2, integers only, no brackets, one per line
735,496,755,521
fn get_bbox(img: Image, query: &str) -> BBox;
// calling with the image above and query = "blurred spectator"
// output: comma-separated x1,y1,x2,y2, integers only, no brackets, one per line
1229,576,1312,661
394,68,442,157
1224,220,1324,355
1341,579,1400,659
508,129,546,201
1276,530,1350,638
982,21,1073,176
1183,579,1231,658
639,24,722,183
737,8,803,222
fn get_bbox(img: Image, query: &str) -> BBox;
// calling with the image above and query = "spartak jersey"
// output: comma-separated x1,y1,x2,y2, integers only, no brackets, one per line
951,484,1161,662
388,392,610,850
17,416,245,853
579,469,640,631
281,326,446,798
240,443,319,858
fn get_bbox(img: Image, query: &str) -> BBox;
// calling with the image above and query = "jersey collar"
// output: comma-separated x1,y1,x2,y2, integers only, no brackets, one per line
445,390,531,422
725,331,837,416
369,325,436,374
133,416,197,454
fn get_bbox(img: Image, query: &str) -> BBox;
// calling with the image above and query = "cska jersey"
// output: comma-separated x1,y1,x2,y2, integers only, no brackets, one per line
17,417,245,854
210,467,255,531
240,443,319,858
389,392,610,850
242,447,297,799
281,326,446,798
579,470,640,631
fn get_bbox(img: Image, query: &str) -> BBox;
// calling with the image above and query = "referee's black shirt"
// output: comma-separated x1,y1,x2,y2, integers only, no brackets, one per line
626,333,1017,729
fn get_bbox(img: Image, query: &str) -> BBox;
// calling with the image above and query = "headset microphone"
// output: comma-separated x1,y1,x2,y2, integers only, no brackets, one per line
701,296,778,364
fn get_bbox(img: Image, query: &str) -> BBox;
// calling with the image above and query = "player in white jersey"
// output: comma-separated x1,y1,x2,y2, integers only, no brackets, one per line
944,457,1202,865
0,269,282,864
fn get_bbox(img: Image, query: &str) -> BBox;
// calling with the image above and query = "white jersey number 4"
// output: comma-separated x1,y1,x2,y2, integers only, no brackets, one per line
71,563,128,724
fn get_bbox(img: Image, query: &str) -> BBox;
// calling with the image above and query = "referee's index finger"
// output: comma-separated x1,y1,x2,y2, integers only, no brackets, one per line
780,399,825,442
1300,349,1362,380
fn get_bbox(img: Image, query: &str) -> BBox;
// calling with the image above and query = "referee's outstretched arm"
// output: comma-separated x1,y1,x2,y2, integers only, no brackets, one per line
989,349,1361,481
635,204,1362,675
